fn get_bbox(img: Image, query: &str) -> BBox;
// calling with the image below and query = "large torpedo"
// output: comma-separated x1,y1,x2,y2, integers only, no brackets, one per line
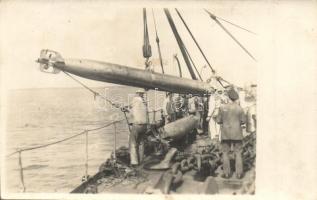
37,49,214,95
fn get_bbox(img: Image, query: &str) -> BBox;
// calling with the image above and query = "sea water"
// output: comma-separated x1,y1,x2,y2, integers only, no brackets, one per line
4,87,165,193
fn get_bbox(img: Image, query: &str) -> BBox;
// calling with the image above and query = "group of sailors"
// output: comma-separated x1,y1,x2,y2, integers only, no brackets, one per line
162,93,205,130
161,85,256,139
122,83,256,179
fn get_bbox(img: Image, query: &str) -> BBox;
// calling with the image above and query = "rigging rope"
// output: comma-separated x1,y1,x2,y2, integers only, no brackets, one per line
176,8,230,88
164,8,197,80
63,71,158,111
183,44,203,81
62,71,132,133
175,8,215,74
152,9,165,74
205,9,257,62
215,15,257,35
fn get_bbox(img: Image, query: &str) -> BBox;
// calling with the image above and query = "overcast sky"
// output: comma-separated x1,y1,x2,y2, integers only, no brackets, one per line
0,0,262,89
0,1,316,90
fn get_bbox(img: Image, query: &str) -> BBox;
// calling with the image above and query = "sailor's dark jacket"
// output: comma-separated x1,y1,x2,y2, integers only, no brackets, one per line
216,102,246,140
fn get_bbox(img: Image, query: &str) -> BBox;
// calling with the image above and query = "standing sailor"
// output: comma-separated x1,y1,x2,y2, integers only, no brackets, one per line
123,89,148,166
196,96,205,133
187,94,198,115
187,94,205,134
246,102,256,134
207,89,227,141
206,91,217,140
173,93,184,119
246,85,257,134
216,88,246,179
206,74,226,139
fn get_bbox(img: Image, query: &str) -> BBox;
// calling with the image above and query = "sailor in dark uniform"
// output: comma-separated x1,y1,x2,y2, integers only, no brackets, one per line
216,88,246,179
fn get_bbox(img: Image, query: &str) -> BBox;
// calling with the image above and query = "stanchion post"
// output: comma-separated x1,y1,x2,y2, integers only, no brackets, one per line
113,122,117,160
18,150,26,192
85,130,88,179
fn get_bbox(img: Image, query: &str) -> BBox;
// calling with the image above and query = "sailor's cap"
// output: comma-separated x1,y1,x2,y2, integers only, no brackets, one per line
136,88,145,93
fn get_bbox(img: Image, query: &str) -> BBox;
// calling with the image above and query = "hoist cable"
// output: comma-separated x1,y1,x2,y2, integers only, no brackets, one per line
151,9,165,74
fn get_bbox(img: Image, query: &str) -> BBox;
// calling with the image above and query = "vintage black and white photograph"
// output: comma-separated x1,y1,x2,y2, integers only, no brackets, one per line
1,0,316,199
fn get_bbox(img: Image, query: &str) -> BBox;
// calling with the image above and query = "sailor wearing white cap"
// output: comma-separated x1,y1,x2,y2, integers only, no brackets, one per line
124,88,148,166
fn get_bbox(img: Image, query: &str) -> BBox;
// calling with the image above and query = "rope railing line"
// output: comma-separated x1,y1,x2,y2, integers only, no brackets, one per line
6,119,124,158
9,119,124,192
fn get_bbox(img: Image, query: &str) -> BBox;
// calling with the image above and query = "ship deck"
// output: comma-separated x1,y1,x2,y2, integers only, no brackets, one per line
98,166,255,194
72,134,255,195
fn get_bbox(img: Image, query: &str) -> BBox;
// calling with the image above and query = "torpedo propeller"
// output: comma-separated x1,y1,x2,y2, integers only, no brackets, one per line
36,49,63,74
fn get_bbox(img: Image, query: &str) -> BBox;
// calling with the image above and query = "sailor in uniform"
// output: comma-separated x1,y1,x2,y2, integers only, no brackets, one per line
123,89,148,166
162,92,177,124
207,89,228,141
216,88,246,179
